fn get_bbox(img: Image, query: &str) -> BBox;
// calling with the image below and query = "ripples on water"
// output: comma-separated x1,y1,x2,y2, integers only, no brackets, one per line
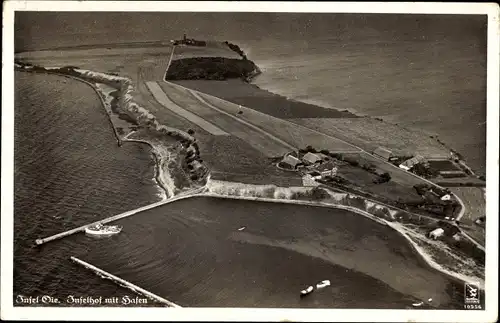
82,197,464,308
14,72,162,305
14,72,466,308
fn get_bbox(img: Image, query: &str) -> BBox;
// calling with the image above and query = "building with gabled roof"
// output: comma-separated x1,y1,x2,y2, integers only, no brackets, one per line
281,155,302,169
399,155,426,171
373,147,393,160
302,152,322,165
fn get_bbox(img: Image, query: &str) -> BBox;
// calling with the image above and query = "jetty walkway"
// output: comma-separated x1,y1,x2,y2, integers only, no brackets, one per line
35,187,206,246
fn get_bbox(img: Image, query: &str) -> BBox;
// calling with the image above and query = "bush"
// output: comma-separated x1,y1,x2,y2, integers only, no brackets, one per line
345,158,359,167
305,145,316,153
320,149,330,155
380,172,391,182
187,129,195,135
310,187,330,200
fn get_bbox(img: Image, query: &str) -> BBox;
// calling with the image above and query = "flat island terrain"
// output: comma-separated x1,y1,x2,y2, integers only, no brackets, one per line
13,12,487,310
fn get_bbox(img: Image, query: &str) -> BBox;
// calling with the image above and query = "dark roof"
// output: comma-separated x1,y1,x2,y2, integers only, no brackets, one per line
282,155,301,167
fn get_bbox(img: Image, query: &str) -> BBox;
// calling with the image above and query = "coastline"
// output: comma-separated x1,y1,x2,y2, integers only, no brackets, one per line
203,179,484,288
15,57,484,304
245,77,484,177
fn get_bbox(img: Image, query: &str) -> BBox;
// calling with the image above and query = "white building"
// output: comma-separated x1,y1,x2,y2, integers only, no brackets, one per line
428,228,444,240
440,194,452,201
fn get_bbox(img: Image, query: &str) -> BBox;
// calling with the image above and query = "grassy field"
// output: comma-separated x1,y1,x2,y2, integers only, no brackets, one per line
293,117,451,159
172,79,355,119
16,46,174,61
16,46,172,83
336,164,423,202
158,82,292,157
340,153,432,192
198,135,302,186
452,188,485,224
145,81,229,136
428,160,461,172
172,84,361,153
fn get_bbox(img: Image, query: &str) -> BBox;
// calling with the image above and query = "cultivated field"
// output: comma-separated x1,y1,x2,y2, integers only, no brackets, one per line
452,188,485,224
173,79,355,119
164,82,361,154
158,81,292,157
146,82,229,136
450,187,485,246
336,164,423,202
16,45,173,83
293,117,451,158
16,46,174,61
198,136,302,186
341,153,430,188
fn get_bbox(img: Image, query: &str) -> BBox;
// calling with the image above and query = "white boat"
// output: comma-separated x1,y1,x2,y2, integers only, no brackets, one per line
412,301,424,307
300,286,314,297
85,223,122,237
316,280,331,289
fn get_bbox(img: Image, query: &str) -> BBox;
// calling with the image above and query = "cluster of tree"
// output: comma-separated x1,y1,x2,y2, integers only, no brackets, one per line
290,187,330,201
165,57,259,81
373,172,391,184
223,41,248,60
299,145,317,154
410,162,440,178
321,175,350,185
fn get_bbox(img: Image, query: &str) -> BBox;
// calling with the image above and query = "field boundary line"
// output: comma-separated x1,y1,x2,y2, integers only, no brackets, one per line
187,88,297,151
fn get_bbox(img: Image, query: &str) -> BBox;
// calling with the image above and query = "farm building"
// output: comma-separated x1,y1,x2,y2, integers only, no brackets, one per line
373,147,393,160
428,228,444,240
316,163,338,178
399,155,426,171
302,152,322,165
281,155,302,169
308,171,322,180
440,194,452,201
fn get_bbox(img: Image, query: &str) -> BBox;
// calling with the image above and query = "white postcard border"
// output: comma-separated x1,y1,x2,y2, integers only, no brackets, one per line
2,1,499,322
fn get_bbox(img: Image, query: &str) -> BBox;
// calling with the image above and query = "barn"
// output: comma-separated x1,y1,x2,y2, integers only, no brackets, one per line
280,155,302,169
302,152,322,165
399,155,426,171
373,147,393,160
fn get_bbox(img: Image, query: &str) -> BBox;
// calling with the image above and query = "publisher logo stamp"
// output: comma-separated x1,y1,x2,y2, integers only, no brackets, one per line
464,283,480,304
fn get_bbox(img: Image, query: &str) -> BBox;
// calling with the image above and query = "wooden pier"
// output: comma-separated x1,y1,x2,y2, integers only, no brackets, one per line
35,192,199,246
70,256,181,307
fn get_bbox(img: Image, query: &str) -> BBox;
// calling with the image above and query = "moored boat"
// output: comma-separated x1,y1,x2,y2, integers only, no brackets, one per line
85,223,122,237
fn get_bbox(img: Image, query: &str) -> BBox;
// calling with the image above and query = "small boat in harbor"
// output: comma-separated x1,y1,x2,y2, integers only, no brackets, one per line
85,223,122,237
300,286,314,297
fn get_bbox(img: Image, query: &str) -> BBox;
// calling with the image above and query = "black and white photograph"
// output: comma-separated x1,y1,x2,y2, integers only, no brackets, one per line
2,1,498,322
